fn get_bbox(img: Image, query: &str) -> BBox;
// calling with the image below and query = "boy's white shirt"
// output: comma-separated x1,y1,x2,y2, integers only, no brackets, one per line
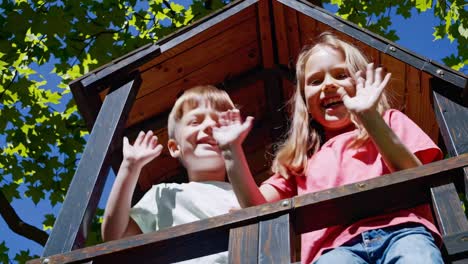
130,181,238,263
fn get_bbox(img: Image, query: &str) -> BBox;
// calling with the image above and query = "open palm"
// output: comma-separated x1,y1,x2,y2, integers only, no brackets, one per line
123,130,163,168
212,109,254,149
341,63,391,114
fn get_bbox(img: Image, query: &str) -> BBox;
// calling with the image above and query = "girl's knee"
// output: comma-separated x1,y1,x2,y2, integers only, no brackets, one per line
386,232,443,263
315,248,365,264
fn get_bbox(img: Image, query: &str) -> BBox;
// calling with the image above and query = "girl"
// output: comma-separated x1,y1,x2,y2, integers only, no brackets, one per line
213,32,444,263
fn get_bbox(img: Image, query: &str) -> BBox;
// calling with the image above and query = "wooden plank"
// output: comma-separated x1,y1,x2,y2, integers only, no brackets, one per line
272,0,289,65
293,154,468,234
128,40,261,127
137,15,259,100
29,200,292,264
284,6,301,65
432,79,468,157
228,223,259,264
431,183,468,236
257,0,275,67
42,76,142,257
405,70,439,142
29,155,468,264
80,45,160,91
258,213,294,264
138,2,258,73
297,11,318,46
381,53,406,110
69,81,102,132
432,78,468,204
444,231,468,256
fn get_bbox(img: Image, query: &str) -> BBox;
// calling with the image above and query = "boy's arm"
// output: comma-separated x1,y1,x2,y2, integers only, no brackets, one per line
213,110,281,208
101,131,163,241
341,63,421,172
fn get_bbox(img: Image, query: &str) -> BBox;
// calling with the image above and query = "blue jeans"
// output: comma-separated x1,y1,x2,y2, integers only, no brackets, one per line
314,224,443,264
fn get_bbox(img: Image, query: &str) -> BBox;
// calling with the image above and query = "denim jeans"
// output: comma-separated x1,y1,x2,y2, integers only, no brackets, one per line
314,224,443,264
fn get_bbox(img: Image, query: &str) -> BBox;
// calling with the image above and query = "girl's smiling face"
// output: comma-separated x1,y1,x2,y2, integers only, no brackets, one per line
304,46,355,130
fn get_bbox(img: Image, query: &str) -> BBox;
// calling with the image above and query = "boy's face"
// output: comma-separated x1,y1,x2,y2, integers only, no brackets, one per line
168,100,226,182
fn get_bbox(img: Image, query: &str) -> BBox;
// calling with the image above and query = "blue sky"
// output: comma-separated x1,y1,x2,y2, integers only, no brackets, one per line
0,2,463,262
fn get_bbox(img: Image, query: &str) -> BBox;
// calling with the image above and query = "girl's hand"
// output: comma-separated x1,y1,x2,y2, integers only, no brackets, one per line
212,109,254,149
122,130,163,169
339,63,391,114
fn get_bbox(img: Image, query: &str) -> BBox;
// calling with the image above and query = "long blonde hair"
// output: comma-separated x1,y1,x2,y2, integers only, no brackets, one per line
272,32,390,179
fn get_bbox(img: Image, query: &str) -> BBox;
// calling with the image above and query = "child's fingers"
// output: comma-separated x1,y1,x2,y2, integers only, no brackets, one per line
374,67,383,84
151,135,159,148
219,111,228,126
134,131,145,146
365,63,374,87
123,136,130,149
152,144,163,156
378,72,391,93
232,109,241,123
337,87,352,106
143,130,153,146
242,116,254,132
355,75,365,92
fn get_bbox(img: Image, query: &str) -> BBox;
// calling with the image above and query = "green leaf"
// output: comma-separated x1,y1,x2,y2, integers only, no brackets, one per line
415,0,432,12
0,242,8,264
42,214,56,231
14,250,39,264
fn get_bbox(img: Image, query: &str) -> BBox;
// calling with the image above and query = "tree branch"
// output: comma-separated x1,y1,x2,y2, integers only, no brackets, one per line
0,190,49,246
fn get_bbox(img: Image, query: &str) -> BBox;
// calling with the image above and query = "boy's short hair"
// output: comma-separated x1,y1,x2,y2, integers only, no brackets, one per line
167,85,235,139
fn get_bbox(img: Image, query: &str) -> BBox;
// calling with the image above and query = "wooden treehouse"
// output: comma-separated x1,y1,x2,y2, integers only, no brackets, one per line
29,0,468,263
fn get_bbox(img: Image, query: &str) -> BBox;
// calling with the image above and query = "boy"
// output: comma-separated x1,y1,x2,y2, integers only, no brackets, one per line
101,85,240,263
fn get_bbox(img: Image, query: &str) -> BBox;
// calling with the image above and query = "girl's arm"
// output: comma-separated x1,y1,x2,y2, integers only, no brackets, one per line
341,63,421,171
213,110,282,208
101,131,163,241
356,109,422,171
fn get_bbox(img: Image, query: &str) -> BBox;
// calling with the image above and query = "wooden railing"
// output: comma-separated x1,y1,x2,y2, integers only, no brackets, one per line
28,154,468,264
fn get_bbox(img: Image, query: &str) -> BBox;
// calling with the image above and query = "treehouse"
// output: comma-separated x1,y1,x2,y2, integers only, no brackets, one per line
29,0,468,263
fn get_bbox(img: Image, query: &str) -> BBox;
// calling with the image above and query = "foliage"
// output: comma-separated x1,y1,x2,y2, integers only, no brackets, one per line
0,0,466,263
0,0,229,262
326,0,467,72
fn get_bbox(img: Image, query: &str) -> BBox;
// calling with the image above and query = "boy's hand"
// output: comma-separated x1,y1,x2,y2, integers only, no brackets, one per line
339,63,391,114
122,131,163,169
213,109,254,149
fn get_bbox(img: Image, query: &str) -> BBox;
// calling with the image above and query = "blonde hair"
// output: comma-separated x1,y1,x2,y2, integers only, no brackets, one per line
167,85,235,139
272,32,390,179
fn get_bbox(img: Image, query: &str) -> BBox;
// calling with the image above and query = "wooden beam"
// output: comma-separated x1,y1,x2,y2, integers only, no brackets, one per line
79,45,160,92
42,75,142,257
30,201,291,264
257,0,275,68
277,0,467,89
432,183,468,237
431,183,468,258
29,155,468,264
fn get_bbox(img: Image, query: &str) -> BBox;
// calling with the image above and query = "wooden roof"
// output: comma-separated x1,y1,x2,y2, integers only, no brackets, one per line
70,0,467,191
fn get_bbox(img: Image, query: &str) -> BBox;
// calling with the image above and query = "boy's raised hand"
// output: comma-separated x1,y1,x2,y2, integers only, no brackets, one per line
340,63,391,114
123,130,163,169
212,109,254,149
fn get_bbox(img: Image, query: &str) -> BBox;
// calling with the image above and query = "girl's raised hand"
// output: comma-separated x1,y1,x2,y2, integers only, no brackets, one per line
339,63,391,114
122,130,163,169
212,109,254,149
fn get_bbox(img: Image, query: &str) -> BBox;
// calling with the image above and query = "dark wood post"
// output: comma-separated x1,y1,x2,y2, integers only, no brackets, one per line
258,211,295,263
228,223,259,263
42,75,142,256
432,78,468,262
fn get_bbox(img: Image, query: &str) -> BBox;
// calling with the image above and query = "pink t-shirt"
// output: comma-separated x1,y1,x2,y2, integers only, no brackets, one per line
262,109,443,264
